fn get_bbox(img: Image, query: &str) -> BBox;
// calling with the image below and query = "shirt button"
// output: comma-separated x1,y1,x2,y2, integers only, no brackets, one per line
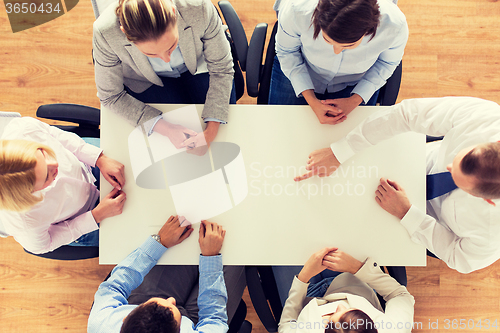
373,262,378,267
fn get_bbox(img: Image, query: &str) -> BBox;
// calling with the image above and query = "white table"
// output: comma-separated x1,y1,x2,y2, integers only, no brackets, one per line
100,104,426,266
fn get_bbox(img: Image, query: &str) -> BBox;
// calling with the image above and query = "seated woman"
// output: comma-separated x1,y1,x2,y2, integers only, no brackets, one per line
93,0,236,151
276,247,414,333
270,0,408,125
0,117,126,254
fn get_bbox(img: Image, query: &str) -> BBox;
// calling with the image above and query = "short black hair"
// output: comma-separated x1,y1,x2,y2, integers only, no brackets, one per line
120,301,180,333
312,0,380,43
460,142,500,199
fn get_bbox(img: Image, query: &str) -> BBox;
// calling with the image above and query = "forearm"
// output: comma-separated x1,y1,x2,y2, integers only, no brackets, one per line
278,276,308,333
196,255,228,330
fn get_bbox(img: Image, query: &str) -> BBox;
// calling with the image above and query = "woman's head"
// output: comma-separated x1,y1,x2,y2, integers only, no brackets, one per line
0,140,58,212
116,0,177,43
325,307,377,333
312,0,380,45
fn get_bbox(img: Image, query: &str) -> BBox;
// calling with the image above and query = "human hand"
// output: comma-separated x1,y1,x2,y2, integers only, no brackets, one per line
294,148,341,181
375,178,412,220
198,220,226,256
95,153,125,190
322,249,363,274
302,89,345,125
182,121,219,156
158,215,194,248
310,98,346,125
91,188,126,223
322,94,363,117
298,247,338,283
153,119,199,150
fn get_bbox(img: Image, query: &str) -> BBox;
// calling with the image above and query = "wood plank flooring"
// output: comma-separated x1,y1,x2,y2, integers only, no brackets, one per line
1,0,500,331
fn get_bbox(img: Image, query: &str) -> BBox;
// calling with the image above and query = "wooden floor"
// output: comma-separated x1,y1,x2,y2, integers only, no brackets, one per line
1,0,500,331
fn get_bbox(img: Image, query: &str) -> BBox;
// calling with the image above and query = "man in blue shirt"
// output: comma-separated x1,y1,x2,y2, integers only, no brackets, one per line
87,216,245,332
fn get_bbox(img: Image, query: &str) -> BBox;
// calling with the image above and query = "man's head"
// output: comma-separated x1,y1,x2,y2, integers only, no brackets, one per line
311,0,380,51
120,297,182,333
447,142,500,203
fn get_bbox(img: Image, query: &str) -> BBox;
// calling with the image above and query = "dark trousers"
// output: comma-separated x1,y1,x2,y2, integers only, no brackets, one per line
268,56,379,106
127,265,246,325
126,71,237,105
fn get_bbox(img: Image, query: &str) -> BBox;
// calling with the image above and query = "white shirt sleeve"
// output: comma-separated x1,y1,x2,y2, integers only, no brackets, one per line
330,97,500,163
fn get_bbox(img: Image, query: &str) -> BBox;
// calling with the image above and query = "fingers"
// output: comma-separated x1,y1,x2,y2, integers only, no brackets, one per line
184,128,198,137
199,220,206,238
180,137,195,148
106,187,120,199
178,227,193,242
294,170,316,182
387,178,402,191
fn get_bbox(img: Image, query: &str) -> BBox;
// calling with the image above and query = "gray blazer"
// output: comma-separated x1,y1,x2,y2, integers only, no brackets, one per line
92,0,234,126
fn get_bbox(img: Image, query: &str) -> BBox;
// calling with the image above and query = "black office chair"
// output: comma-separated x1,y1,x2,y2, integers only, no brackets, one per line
217,0,268,102
19,103,102,260
218,0,403,106
246,265,407,332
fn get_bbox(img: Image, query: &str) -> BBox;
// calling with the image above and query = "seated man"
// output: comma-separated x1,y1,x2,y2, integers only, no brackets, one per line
88,216,245,332
296,97,500,273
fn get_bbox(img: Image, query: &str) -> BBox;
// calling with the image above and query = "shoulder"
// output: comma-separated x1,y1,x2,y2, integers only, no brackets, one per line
93,4,122,38
173,0,207,14
2,117,46,140
378,0,407,29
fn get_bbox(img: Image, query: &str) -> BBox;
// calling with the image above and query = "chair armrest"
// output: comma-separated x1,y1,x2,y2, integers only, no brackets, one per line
218,0,248,71
37,103,100,126
246,23,268,97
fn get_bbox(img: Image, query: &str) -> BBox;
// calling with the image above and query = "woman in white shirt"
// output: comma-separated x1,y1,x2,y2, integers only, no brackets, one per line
0,117,126,254
277,247,414,333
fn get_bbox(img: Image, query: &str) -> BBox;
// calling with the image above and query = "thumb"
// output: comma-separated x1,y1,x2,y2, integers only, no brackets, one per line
179,227,193,243
106,188,120,199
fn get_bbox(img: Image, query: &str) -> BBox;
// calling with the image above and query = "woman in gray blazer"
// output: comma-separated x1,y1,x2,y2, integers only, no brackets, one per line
93,0,235,150
277,247,415,333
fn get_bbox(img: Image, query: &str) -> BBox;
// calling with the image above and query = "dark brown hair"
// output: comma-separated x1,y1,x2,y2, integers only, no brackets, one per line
325,309,378,333
460,142,500,199
312,0,380,44
121,301,180,333
116,0,176,42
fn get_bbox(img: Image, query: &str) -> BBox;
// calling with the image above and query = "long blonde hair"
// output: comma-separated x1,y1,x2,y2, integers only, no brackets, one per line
116,0,177,42
0,140,56,212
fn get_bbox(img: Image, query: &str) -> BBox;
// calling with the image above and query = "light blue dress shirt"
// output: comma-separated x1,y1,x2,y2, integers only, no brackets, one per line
147,45,189,78
276,0,408,102
87,237,228,333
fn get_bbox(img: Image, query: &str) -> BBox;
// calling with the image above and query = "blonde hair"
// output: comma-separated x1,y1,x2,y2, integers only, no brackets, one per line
0,140,56,212
117,0,177,42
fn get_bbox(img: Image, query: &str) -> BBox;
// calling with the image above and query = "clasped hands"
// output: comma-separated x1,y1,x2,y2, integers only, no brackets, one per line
158,215,225,256
155,119,220,156
306,92,363,125
297,247,363,283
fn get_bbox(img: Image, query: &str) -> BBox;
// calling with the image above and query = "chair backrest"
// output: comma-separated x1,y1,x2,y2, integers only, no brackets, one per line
91,0,118,19
0,112,22,238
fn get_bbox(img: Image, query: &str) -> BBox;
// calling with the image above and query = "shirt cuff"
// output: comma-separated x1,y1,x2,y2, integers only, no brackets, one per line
290,75,315,98
140,236,168,261
79,145,103,167
351,80,378,104
330,138,355,164
353,257,378,280
400,205,427,237
76,211,100,234
145,115,164,136
199,254,223,273
203,118,227,125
